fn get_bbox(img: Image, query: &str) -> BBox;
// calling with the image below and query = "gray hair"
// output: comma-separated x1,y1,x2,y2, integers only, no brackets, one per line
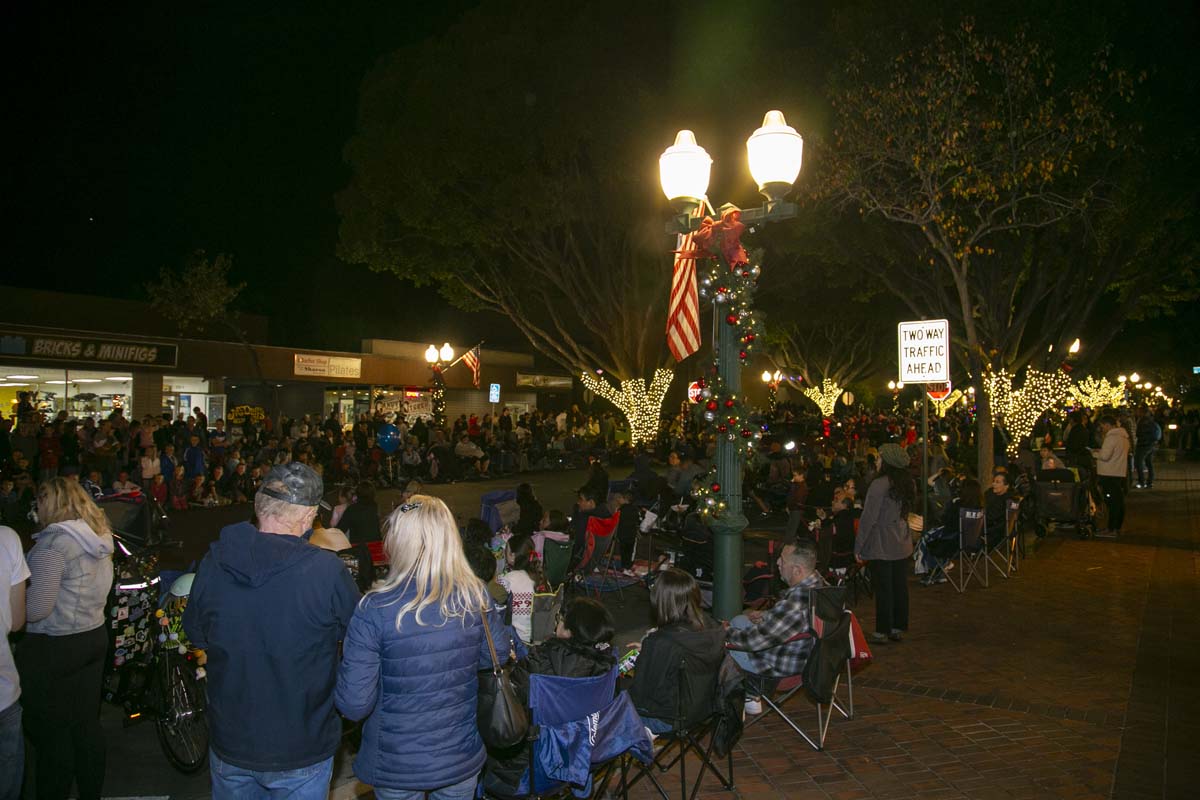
782,537,818,572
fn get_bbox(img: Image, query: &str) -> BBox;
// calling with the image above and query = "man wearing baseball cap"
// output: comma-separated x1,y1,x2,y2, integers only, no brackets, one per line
184,463,360,798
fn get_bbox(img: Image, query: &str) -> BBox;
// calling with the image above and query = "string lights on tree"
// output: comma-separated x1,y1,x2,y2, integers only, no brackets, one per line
1070,375,1125,409
984,367,1072,457
580,368,674,446
931,388,964,417
801,378,842,418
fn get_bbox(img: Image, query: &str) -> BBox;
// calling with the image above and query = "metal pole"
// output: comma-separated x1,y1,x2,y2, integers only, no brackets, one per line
922,392,929,526
710,307,748,621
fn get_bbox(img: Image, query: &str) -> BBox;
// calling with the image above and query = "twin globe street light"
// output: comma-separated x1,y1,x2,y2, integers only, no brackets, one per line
659,110,804,620
424,342,454,428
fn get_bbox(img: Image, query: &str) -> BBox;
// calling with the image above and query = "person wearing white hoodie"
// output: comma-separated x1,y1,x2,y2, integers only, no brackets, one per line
18,477,114,800
1091,415,1131,537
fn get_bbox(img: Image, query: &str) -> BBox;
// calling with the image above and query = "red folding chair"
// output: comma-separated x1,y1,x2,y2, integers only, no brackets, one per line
578,510,623,598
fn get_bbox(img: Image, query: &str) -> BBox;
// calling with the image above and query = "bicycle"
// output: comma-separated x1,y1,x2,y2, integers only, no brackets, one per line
105,531,209,774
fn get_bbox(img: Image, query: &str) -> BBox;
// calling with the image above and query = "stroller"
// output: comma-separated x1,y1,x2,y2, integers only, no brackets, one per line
1031,477,1095,539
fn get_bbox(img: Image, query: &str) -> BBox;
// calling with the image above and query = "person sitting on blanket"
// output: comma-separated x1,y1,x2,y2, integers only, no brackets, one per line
724,538,825,715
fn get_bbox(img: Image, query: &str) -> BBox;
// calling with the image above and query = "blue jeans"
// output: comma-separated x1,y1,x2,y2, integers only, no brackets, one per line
726,615,755,674
0,701,22,800
210,749,333,800
373,774,478,800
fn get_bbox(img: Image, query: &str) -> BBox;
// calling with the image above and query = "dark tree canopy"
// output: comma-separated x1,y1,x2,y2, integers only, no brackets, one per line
337,5,688,381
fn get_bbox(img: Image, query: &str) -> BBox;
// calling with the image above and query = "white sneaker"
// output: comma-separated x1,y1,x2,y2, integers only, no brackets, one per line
744,697,763,715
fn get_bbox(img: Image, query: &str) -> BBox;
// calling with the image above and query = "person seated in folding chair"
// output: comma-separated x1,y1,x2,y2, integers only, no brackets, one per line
724,538,826,715
569,486,612,565
481,598,617,796
985,471,1016,550
627,568,726,735
918,478,983,586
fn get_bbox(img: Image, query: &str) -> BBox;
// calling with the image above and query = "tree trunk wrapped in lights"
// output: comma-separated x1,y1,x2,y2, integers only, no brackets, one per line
985,368,1073,457
802,378,843,418
1070,376,1125,409
580,369,674,446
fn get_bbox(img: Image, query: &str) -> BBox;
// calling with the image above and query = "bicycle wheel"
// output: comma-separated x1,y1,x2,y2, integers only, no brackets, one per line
154,651,209,774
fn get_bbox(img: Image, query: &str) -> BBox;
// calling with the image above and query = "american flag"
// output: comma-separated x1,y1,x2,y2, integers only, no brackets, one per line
462,345,481,387
666,211,703,362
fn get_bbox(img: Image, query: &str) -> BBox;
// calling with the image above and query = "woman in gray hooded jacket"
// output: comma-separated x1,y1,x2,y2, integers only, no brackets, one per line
18,476,114,800
855,444,916,644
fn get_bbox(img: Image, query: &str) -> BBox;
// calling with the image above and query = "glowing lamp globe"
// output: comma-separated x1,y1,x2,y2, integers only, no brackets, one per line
761,370,773,383
746,110,803,203
439,343,454,362
424,345,439,364
659,130,711,209
1130,372,1140,383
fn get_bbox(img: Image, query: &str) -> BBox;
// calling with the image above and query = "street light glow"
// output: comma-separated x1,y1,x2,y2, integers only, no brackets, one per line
1118,375,1127,383
746,110,803,201
439,343,454,362
762,370,773,383
1069,338,1081,354
659,130,711,205
1130,372,1140,383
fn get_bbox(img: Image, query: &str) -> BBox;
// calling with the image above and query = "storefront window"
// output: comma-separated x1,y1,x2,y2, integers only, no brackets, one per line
0,366,132,422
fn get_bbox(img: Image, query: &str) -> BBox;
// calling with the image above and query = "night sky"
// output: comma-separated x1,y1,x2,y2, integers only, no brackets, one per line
4,2,516,352
5,2,1198,375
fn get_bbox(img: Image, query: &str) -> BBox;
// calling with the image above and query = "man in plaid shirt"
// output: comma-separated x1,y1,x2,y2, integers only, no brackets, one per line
725,538,826,678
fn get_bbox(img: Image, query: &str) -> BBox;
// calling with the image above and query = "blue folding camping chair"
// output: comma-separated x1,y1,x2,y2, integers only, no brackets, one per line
489,667,653,798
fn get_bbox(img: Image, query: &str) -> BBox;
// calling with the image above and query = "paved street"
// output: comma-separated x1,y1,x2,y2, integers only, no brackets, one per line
70,460,1200,799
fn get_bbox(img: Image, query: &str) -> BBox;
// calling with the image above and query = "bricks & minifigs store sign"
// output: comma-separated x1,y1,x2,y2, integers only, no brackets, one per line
0,330,178,368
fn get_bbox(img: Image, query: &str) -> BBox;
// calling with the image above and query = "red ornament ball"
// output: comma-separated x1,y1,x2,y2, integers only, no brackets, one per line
710,482,721,492
739,350,748,359
705,400,718,412
696,379,706,389
727,416,737,425
717,424,728,433
741,429,753,438
724,398,735,408
745,333,755,342
725,313,739,325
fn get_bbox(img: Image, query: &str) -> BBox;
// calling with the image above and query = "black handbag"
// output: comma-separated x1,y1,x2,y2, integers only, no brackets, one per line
477,607,529,749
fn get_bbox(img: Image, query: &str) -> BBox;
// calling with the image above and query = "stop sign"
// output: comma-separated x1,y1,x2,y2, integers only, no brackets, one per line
687,381,702,404
926,381,952,402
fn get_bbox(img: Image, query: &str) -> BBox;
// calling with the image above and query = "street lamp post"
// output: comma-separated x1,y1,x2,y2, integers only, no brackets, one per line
659,110,803,620
424,342,454,429
761,369,782,415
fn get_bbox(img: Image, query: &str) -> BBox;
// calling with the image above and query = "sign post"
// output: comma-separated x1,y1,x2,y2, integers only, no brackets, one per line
897,319,951,531
488,383,501,422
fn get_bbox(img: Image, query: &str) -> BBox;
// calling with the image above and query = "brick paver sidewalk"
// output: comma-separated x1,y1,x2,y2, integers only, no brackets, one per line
626,461,1199,800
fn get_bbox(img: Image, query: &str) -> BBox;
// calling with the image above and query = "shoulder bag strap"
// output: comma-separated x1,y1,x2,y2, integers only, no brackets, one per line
481,605,501,673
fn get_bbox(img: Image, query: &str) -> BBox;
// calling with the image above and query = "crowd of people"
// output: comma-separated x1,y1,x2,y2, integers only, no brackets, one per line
0,385,1190,798
0,398,639,529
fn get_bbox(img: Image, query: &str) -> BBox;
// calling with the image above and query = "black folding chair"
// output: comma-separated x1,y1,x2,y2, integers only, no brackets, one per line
621,657,735,800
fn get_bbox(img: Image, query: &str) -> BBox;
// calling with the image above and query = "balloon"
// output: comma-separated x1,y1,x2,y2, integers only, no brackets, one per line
377,424,401,454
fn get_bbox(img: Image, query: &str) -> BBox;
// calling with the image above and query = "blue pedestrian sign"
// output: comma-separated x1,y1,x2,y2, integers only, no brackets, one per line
488,383,501,404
